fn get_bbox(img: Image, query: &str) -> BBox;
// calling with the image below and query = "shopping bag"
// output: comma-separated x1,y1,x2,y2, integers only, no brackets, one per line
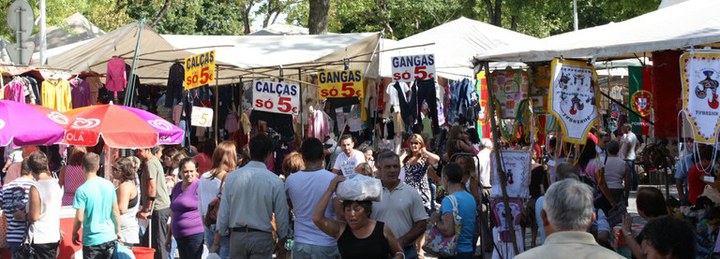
422,195,462,257
112,241,135,259
336,174,382,201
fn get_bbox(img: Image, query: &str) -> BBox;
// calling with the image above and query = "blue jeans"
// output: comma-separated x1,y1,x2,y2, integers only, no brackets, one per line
8,242,20,259
626,160,638,190
176,233,204,259
204,224,229,259
168,237,177,259
292,242,339,259
404,246,419,259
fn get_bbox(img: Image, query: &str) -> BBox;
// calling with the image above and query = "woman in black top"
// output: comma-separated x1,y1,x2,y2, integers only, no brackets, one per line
313,175,403,259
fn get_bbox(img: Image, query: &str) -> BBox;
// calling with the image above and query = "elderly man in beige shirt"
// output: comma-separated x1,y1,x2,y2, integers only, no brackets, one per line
516,179,624,259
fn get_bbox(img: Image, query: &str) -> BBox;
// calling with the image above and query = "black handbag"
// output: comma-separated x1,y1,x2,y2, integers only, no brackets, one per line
14,225,35,258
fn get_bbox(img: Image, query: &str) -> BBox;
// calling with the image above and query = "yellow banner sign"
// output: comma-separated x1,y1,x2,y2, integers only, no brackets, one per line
318,69,364,99
184,50,215,90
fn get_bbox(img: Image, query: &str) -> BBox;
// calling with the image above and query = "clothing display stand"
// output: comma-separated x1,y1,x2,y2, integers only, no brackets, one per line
483,62,520,255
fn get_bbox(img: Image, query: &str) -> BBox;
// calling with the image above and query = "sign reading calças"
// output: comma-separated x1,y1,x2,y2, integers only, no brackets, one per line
549,59,599,144
318,69,364,99
391,54,435,82
252,80,300,115
680,52,720,144
184,50,215,90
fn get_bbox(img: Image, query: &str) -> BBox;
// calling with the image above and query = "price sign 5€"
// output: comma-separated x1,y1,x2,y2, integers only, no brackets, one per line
191,106,213,127
391,54,436,82
252,80,301,115
318,69,364,99
184,50,216,90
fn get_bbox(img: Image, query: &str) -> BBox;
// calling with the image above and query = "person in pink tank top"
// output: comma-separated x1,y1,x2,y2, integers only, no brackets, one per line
59,146,87,206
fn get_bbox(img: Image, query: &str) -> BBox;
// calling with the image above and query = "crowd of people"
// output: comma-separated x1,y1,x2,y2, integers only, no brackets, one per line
0,120,705,259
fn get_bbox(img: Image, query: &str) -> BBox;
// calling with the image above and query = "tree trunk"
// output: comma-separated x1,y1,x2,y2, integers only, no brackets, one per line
483,0,502,26
308,0,330,34
149,0,173,27
510,15,517,31
242,2,253,34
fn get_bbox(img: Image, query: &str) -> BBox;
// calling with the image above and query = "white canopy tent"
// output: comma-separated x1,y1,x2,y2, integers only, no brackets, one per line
473,0,720,63
380,17,538,80
162,32,380,80
32,12,105,52
40,21,380,85
40,23,201,84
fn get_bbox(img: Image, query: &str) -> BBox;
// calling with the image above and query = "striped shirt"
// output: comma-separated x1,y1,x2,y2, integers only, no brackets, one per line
1,177,33,244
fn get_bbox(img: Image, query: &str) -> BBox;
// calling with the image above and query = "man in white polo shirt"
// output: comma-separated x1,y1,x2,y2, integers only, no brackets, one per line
332,135,365,176
372,151,428,259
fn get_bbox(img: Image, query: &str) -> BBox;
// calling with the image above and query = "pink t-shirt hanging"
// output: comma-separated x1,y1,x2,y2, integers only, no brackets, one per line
106,57,127,94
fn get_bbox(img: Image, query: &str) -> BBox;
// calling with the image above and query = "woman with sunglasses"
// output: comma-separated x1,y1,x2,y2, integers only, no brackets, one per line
400,134,440,258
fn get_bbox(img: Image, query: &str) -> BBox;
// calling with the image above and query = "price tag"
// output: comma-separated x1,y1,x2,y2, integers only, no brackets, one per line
191,106,213,127
252,80,300,115
391,54,435,82
318,69,364,99
184,50,216,90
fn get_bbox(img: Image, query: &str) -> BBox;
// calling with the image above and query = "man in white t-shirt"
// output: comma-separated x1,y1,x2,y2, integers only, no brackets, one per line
620,124,640,190
285,138,339,258
332,135,365,176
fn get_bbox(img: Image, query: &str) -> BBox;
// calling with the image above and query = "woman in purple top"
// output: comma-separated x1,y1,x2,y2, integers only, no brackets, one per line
167,158,204,259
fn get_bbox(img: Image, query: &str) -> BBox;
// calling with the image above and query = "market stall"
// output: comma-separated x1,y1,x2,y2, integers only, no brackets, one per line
472,0,720,257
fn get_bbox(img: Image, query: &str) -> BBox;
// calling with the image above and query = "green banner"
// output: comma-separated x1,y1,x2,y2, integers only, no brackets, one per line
628,66,643,135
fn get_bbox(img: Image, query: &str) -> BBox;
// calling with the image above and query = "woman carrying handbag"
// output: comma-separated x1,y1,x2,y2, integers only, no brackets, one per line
425,163,476,259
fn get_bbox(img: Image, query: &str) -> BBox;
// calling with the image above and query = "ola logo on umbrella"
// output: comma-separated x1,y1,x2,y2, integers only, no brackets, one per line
47,111,69,125
71,118,101,129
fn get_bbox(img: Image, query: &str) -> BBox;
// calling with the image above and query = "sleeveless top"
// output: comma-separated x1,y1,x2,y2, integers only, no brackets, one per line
403,157,431,210
62,165,85,206
117,180,140,244
338,221,391,259
28,179,62,244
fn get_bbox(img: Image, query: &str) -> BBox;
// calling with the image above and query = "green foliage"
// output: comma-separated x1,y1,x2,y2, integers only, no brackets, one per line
0,0,661,42
286,0,660,39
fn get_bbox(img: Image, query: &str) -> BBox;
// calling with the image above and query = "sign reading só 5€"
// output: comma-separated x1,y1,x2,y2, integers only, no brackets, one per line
184,50,215,90
252,80,300,115
391,54,435,82
318,69,364,99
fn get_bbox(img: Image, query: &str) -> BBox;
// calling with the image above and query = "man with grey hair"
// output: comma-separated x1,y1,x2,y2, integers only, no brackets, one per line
517,179,623,259
371,151,428,259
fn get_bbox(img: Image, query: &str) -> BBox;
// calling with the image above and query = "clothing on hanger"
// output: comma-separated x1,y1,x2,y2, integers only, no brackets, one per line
84,76,102,105
42,78,72,112
106,57,127,95
164,62,184,108
70,77,91,108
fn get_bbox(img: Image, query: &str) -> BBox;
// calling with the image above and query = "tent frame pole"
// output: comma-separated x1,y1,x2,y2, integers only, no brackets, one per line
214,68,220,145
125,17,145,106
483,62,520,255
298,68,304,139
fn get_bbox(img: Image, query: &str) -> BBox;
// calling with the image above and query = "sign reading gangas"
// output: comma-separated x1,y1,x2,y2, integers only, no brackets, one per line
391,54,435,82
318,69,364,99
680,52,720,144
549,59,599,144
184,50,215,90
252,80,300,115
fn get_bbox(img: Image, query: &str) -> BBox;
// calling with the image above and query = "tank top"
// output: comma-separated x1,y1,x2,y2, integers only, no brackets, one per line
28,179,62,244
62,165,85,206
338,221,391,259
117,181,140,244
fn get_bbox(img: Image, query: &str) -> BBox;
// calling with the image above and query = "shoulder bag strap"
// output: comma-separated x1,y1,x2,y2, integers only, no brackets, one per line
217,171,228,198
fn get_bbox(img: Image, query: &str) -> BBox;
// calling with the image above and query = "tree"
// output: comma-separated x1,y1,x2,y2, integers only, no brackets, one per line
149,0,173,26
257,0,298,28
308,0,329,34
